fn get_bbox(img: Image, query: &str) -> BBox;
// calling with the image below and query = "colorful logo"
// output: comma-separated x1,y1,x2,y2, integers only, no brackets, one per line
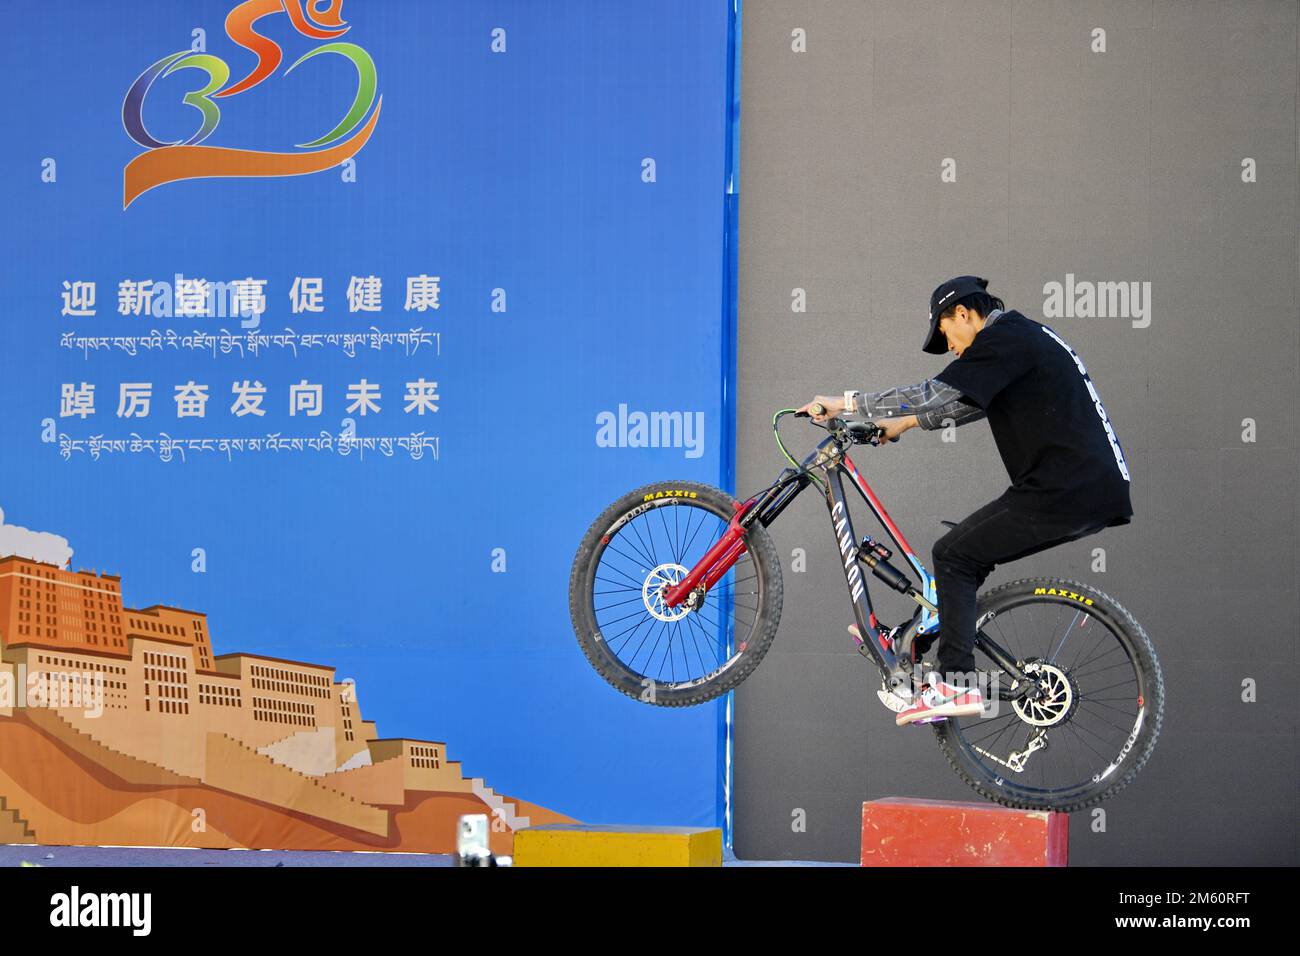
122,0,381,208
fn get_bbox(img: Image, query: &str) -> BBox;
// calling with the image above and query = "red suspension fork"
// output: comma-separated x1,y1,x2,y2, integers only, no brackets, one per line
661,498,755,608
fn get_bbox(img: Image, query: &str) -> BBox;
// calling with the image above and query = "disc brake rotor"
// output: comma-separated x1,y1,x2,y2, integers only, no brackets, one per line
642,563,691,622
1012,660,1077,727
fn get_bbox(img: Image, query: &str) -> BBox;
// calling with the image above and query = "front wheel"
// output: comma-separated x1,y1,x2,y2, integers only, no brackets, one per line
934,577,1163,813
568,480,784,706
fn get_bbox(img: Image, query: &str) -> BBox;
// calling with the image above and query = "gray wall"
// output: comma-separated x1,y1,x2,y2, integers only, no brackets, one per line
733,0,1297,864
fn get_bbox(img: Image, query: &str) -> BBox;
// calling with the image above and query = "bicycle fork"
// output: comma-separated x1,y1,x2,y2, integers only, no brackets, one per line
660,498,756,611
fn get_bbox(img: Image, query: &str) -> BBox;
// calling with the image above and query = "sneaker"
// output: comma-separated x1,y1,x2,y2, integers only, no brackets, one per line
895,671,985,727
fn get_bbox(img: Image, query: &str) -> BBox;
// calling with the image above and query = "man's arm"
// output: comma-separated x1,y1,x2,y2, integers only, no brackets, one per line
916,397,986,430
845,380,986,430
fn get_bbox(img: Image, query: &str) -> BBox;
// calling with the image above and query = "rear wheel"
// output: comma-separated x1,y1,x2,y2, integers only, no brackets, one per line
934,577,1163,812
568,480,783,706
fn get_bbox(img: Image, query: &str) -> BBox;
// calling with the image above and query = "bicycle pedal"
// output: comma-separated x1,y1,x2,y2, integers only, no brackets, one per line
876,689,913,713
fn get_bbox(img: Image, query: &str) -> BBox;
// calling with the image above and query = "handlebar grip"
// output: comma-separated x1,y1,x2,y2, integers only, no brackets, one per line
795,402,826,419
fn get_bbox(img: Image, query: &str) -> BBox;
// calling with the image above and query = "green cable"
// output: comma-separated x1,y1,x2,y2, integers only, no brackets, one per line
772,408,828,495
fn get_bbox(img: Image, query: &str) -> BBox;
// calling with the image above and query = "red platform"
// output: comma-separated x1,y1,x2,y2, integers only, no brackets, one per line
861,797,1068,867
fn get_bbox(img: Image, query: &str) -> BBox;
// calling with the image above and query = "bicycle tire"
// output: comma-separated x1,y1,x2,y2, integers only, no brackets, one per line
568,480,784,707
934,576,1163,812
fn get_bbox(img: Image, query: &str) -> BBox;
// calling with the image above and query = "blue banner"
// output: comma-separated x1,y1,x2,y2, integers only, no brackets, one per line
0,0,736,843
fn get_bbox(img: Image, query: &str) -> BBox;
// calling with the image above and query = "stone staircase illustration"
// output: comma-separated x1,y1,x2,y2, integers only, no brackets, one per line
204,732,389,836
22,708,200,787
11,711,532,842
256,727,337,777
0,795,36,843
471,778,530,831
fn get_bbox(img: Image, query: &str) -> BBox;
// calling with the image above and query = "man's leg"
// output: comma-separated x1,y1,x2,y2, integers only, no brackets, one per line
929,495,1110,685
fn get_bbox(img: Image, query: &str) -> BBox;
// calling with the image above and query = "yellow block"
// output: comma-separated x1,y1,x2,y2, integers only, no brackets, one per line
513,824,722,867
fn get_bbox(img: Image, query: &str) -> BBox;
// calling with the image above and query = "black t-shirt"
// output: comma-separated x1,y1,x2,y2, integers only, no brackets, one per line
934,310,1133,526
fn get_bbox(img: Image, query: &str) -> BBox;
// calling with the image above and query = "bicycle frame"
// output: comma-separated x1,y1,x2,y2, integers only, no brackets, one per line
661,428,1030,692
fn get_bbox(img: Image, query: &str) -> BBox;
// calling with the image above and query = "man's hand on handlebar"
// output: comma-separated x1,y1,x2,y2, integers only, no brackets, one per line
794,395,845,423
875,415,918,442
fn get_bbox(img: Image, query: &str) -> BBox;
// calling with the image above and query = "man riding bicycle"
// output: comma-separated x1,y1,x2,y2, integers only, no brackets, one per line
797,275,1134,727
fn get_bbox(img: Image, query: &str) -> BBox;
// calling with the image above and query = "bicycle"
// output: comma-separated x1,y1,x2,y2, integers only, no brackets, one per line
568,403,1163,812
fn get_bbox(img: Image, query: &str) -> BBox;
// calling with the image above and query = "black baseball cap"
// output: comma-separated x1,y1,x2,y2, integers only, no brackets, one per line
923,275,990,354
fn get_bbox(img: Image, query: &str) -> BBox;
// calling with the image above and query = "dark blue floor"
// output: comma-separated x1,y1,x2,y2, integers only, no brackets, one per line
0,844,454,867
0,843,854,867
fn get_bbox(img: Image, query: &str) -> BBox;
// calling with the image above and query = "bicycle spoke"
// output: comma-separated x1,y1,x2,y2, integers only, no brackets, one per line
610,614,656,659
1068,645,1128,678
603,608,652,643
1078,677,1139,697
1048,608,1083,662
678,512,715,563
1075,700,1139,736
674,507,700,565
982,718,1026,763
963,712,1022,745
593,594,647,613
595,566,647,590
626,519,659,573
1061,716,1122,760
637,620,670,677
683,611,717,671
692,606,722,632
1087,697,1140,710
671,503,681,564
597,604,658,630
614,520,657,571
1070,661,1136,685
991,617,1021,664
661,619,682,683
602,540,655,576
657,506,674,564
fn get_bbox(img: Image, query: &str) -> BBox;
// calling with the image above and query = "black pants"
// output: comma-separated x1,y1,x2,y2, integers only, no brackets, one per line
920,492,1112,683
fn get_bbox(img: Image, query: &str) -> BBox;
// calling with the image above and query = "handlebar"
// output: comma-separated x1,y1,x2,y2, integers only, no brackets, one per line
793,402,899,445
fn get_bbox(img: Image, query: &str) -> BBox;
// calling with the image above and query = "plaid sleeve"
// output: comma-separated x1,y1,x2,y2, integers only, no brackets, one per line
847,378,971,423
916,397,986,430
